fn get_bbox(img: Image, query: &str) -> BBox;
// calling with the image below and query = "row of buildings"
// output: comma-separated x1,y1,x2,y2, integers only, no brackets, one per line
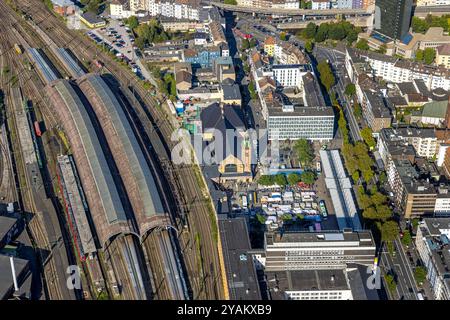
376,126,450,218
234,0,374,10
110,0,203,20
345,47,450,133
416,218,450,300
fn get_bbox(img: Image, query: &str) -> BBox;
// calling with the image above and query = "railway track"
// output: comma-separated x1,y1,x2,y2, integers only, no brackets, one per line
0,2,78,300
7,0,227,300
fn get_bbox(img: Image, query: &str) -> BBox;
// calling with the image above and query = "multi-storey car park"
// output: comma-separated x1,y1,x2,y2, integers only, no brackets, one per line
77,74,170,236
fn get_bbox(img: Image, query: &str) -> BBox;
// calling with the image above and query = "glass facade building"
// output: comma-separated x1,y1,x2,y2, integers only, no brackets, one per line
374,0,413,41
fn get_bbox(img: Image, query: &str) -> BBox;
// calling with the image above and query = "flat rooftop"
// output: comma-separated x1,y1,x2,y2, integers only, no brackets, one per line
266,230,374,246
219,217,261,300
266,269,349,300
0,216,18,243
0,255,29,300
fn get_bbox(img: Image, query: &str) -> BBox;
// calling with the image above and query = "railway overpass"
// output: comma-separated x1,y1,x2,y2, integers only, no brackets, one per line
277,16,372,29
414,5,450,17
209,1,371,17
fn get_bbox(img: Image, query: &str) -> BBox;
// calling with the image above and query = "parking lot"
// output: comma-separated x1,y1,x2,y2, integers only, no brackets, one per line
85,19,154,81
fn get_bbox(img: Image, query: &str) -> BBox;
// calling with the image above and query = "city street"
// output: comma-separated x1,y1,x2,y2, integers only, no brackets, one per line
380,239,419,300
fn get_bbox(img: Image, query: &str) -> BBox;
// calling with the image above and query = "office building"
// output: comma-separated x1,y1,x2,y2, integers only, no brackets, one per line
263,229,376,271
266,269,354,300
374,0,413,41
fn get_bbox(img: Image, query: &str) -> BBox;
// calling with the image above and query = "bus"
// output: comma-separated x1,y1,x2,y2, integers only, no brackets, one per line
319,200,328,220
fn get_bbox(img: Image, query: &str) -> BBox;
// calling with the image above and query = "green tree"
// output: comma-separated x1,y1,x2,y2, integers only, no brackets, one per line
353,102,362,119
344,83,356,97
377,44,387,54
384,274,397,293
414,266,427,285
274,174,287,186
44,0,53,10
359,194,373,210
305,40,314,53
303,22,317,39
355,38,370,51
317,60,335,91
280,32,287,41
294,139,314,168
374,205,392,221
127,16,139,30
352,171,360,183
346,29,358,44
401,230,412,246
224,0,238,4
338,110,349,142
381,220,399,243
281,213,292,221
241,39,250,50
259,175,274,186
300,171,316,185
248,81,257,100
423,48,436,65
300,0,312,9
415,49,424,62
314,23,329,43
287,173,301,186
256,213,266,224
412,16,429,33
85,0,101,13
361,127,376,149
328,24,346,41
371,192,387,207
379,171,387,185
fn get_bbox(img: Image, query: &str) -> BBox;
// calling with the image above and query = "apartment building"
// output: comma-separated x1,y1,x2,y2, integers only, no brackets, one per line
311,0,331,10
264,36,276,57
361,90,392,132
272,64,311,89
346,48,450,91
387,159,437,217
148,0,201,20
437,44,450,69
273,41,309,65
416,218,450,300
378,127,438,161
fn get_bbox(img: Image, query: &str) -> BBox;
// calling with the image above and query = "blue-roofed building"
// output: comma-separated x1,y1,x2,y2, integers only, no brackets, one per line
183,46,221,68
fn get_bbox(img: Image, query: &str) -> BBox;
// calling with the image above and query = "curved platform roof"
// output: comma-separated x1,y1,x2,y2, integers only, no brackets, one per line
78,74,167,236
48,79,134,247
